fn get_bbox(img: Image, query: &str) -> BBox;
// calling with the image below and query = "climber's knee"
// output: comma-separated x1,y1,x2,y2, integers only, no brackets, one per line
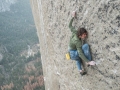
82,44,89,50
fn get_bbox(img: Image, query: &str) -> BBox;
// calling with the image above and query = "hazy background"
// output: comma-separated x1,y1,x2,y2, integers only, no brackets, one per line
0,0,44,90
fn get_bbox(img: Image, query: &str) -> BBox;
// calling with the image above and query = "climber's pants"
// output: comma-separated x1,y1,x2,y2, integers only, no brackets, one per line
69,44,91,70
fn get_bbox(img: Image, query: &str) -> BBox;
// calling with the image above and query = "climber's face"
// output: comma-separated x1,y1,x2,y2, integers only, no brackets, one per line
79,33,87,39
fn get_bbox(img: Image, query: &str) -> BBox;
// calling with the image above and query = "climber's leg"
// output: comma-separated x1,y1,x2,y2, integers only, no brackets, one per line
76,58,82,70
82,44,92,61
69,50,82,70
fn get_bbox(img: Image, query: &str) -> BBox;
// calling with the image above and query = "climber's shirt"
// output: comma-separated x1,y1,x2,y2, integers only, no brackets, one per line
69,17,89,62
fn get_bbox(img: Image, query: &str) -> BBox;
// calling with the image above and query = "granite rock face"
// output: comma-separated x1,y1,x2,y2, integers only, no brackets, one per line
30,0,120,90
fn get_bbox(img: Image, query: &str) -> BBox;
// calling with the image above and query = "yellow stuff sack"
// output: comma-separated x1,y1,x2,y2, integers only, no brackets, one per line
65,53,70,60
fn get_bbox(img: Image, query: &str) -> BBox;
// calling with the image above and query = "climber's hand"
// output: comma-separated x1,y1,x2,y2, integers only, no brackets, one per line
88,61,96,66
72,11,76,18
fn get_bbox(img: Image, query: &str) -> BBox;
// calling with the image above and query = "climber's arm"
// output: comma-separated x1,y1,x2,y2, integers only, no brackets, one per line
69,17,76,33
76,41,96,65
69,11,76,33
75,41,89,62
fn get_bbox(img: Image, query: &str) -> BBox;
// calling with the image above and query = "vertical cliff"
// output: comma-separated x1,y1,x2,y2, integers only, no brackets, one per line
30,0,120,90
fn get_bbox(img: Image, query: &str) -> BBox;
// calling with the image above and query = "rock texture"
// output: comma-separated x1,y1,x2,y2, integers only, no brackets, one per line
30,0,120,90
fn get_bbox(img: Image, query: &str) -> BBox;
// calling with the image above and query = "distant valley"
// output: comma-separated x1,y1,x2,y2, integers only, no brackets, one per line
0,0,45,89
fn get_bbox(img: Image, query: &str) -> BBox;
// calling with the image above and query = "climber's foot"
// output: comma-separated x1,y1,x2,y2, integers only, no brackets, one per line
79,70,87,76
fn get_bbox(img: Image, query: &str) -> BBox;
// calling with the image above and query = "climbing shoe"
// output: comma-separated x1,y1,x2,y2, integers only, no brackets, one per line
80,71,87,76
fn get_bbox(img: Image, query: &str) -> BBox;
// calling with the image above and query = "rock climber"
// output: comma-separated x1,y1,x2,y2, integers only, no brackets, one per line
68,11,95,75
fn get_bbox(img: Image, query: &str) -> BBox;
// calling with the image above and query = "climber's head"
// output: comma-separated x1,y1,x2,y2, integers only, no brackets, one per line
77,28,88,39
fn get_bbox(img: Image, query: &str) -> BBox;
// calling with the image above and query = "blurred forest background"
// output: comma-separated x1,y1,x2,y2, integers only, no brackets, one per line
0,0,45,90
